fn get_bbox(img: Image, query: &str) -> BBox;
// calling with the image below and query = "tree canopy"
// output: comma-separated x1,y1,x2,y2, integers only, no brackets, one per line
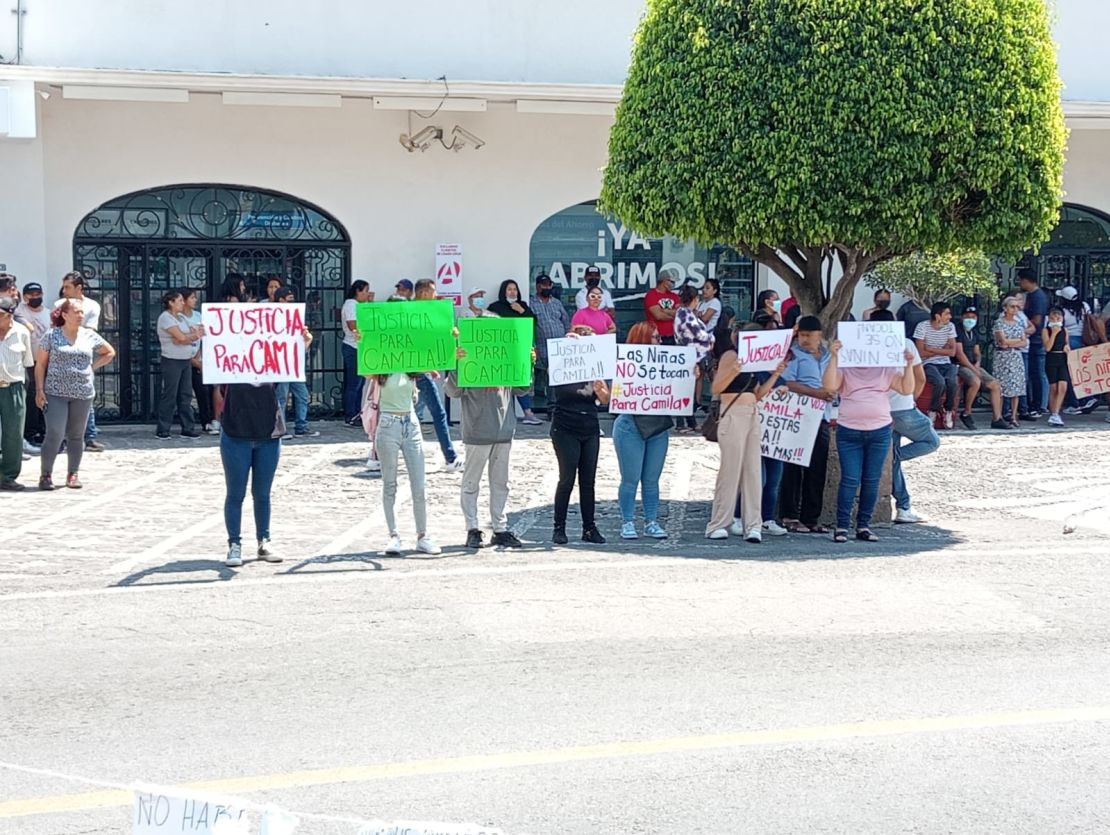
600,0,1066,325
867,250,999,308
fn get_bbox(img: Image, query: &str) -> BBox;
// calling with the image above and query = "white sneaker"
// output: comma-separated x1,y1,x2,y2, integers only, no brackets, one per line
280,432,294,441
416,536,442,555
706,528,729,540
225,543,243,567
1062,406,1083,416
443,458,465,473
23,439,41,455
745,527,763,543
206,419,221,435
927,411,938,427
256,539,282,562
943,411,955,430
383,535,403,555
1048,413,1065,427
895,508,923,524
365,457,381,473
762,520,788,537
728,518,745,537
620,522,639,540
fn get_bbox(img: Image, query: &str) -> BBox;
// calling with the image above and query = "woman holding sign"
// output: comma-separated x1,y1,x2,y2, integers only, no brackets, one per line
821,340,916,543
704,333,785,544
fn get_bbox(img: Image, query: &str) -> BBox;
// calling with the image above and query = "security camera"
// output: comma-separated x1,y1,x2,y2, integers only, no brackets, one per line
399,126,443,153
450,125,485,151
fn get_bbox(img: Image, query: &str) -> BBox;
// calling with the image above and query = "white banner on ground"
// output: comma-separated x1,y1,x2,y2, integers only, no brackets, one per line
201,303,307,385
546,334,617,385
758,388,826,467
355,823,504,835
435,243,464,307
609,343,696,415
732,328,794,372
133,787,251,835
836,321,905,368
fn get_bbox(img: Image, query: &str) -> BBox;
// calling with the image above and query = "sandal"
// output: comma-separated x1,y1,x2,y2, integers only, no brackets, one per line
856,528,879,542
786,520,811,533
833,529,848,543
808,524,830,534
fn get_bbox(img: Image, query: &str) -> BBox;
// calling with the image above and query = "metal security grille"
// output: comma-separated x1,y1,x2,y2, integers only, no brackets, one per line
72,185,350,422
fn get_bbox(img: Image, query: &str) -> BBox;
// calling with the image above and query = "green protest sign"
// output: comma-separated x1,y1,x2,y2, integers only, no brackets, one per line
456,317,534,387
356,299,457,374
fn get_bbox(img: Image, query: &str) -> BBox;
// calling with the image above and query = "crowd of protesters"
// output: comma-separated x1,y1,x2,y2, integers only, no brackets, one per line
2,266,1107,567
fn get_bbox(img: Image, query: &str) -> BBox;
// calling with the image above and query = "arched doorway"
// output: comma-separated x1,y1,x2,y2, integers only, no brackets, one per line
73,184,350,421
1024,202,1110,308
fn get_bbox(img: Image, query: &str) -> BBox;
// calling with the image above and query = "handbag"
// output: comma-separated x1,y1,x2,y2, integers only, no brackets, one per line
633,414,673,440
1082,313,1107,347
701,396,740,443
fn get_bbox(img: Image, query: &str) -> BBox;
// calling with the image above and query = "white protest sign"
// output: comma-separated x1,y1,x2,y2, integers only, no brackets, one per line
758,388,826,467
356,823,504,835
546,334,617,386
733,328,794,372
435,243,463,307
837,321,905,368
133,787,251,835
260,808,299,835
609,343,696,415
201,303,307,385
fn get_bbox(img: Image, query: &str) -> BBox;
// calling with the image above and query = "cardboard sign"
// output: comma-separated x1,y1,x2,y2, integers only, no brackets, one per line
609,344,696,414
1068,342,1110,397
356,300,456,374
837,321,905,368
758,388,826,467
201,303,306,385
546,334,617,385
733,329,794,372
133,788,250,835
435,243,463,307
456,317,534,387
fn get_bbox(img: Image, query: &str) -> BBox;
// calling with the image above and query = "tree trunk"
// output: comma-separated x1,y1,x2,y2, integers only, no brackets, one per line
819,423,894,530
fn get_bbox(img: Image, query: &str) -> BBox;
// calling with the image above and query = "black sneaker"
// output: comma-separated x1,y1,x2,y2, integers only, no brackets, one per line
959,414,977,430
84,440,105,452
990,418,1012,430
345,416,362,427
1019,412,1038,421
181,430,201,439
1079,400,1100,414
552,526,569,545
155,431,171,440
0,480,25,492
581,526,607,545
465,528,484,549
492,531,523,548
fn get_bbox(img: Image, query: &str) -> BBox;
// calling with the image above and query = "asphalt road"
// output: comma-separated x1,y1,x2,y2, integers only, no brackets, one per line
1,419,1108,834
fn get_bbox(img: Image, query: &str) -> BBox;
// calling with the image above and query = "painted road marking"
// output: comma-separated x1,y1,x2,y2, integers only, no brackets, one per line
2,706,1109,818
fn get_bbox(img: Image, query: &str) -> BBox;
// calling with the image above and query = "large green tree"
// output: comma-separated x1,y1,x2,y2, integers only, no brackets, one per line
600,0,1066,328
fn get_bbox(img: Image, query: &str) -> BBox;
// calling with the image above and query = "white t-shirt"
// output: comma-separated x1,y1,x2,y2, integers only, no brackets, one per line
1063,303,1090,340
574,287,615,310
184,308,202,354
53,295,101,330
697,298,722,331
1016,311,1031,354
157,311,196,360
888,339,921,412
15,303,53,351
341,298,360,348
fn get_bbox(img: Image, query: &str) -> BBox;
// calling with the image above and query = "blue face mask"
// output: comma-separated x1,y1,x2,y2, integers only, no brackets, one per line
472,297,486,309
962,318,977,330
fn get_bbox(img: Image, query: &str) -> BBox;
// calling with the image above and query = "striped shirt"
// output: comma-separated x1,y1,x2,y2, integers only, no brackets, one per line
913,320,956,366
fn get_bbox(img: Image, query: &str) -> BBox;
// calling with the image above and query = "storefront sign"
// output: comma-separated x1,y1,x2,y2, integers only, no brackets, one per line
734,329,794,372
356,300,456,374
456,317,534,387
435,243,463,307
837,321,905,368
609,344,696,414
759,388,826,467
546,334,617,385
201,303,306,385
1068,342,1110,396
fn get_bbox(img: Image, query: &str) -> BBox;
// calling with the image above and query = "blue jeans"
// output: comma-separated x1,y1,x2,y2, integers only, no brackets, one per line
891,408,940,512
375,412,428,535
275,381,310,433
611,415,669,523
761,457,784,523
415,373,458,463
85,404,97,442
220,433,281,545
517,393,533,413
835,424,892,531
341,343,363,420
1027,343,1049,412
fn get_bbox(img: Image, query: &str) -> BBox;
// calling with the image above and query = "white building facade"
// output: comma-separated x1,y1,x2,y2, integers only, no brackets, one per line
1,0,1108,418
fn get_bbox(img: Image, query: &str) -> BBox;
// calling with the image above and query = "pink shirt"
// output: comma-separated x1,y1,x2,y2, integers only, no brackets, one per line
571,306,614,335
838,367,900,431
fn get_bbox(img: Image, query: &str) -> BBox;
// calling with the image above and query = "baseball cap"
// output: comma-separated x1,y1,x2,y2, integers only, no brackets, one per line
0,296,18,313
962,306,978,315
22,282,43,294
1056,286,1078,301
584,266,601,277
535,273,553,285
396,279,414,291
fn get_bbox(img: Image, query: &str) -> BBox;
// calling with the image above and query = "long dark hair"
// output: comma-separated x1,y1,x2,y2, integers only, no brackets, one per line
346,279,370,300
713,305,736,346
679,284,699,306
756,289,777,313
1057,294,1085,321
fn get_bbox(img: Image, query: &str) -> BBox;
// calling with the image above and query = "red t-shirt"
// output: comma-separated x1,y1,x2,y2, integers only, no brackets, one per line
644,287,680,338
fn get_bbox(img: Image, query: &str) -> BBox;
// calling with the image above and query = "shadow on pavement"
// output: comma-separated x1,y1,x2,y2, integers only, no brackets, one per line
114,559,240,587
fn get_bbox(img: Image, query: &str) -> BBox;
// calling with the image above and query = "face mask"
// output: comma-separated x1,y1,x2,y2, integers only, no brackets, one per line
771,299,783,313
876,299,891,310
1048,320,1062,328
505,294,519,303
472,297,486,309
27,297,43,309
586,279,600,289
962,319,977,330
538,287,552,298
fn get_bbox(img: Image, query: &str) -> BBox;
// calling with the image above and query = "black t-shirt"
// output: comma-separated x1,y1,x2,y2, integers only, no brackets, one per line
955,325,978,364
550,382,599,436
221,384,283,440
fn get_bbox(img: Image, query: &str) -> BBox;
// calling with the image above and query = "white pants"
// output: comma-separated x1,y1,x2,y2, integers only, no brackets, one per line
461,442,512,533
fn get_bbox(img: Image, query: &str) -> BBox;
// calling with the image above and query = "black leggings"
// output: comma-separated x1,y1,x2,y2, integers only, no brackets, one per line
551,426,600,529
